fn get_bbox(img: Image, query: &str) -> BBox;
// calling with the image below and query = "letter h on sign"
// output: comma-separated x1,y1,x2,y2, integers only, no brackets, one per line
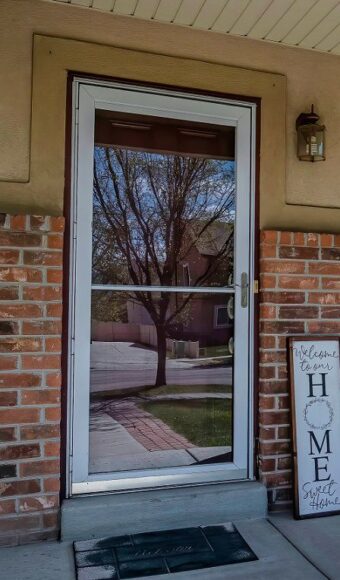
307,373,328,397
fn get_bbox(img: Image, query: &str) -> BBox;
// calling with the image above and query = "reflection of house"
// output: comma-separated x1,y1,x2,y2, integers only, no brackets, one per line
127,222,234,348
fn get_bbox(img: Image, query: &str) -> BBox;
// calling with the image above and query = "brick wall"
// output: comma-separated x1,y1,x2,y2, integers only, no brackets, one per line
259,230,340,510
0,214,64,545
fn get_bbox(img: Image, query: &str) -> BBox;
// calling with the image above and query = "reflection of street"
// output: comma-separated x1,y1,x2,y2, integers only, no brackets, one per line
90,341,232,393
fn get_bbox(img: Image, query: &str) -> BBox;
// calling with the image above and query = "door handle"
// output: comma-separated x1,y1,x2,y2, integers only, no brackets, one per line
240,272,248,308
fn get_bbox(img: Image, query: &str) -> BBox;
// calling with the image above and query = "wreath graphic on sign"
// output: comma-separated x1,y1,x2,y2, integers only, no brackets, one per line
303,398,334,431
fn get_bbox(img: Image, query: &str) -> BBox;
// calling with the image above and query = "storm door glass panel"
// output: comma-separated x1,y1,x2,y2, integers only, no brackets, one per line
89,110,235,475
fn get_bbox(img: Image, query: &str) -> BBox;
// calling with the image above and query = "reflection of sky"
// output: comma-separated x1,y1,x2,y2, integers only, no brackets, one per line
93,147,235,218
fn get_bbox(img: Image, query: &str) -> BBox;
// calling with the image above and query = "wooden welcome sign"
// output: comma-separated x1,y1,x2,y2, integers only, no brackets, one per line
289,337,340,518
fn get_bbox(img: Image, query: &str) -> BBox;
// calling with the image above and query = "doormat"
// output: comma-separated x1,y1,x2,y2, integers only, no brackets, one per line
73,523,257,579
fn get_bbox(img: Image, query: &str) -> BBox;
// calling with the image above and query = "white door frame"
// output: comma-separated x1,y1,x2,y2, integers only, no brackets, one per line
67,77,256,496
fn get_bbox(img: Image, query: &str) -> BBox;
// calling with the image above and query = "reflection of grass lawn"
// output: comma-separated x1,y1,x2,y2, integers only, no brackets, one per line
199,345,230,358
144,384,232,396
139,399,232,447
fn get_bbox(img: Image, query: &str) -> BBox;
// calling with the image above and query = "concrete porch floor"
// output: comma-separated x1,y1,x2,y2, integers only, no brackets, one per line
1,513,339,579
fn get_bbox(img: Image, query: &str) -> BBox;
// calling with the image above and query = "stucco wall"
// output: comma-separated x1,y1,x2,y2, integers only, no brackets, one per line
1,0,340,232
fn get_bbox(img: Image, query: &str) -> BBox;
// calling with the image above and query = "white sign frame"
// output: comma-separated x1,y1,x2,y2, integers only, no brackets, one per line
289,336,340,519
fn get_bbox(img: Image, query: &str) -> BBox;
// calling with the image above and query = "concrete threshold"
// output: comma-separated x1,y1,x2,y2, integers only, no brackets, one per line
0,517,328,580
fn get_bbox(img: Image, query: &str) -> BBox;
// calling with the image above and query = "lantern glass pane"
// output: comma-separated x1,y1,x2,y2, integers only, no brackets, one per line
297,124,325,161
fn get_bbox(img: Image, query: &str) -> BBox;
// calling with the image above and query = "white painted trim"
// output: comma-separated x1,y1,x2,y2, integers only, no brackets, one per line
68,78,256,495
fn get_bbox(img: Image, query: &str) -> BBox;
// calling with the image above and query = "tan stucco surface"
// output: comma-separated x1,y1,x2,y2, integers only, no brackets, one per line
1,0,340,232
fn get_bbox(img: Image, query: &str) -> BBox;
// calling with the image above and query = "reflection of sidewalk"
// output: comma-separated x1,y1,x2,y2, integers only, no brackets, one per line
89,408,231,474
98,399,194,451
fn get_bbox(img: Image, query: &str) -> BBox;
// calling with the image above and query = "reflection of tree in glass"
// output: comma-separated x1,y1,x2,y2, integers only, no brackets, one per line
93,147,234,386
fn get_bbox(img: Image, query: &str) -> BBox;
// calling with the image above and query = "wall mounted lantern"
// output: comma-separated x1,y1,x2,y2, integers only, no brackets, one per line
296,105,325,162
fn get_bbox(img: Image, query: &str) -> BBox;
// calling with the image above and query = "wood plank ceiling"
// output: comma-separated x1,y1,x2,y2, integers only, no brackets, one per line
47,0,340,55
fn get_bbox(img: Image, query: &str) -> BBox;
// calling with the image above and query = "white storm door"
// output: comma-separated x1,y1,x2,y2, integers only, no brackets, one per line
68,79,255,495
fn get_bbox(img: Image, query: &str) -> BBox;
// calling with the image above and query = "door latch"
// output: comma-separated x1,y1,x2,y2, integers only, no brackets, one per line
241,272,248,308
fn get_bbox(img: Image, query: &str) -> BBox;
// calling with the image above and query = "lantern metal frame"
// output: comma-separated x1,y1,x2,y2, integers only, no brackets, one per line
296,104,325,162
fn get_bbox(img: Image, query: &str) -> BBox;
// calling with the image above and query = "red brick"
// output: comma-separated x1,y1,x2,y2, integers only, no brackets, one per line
278,366,288,380
308,292,340,304
0,444,40,460
293,232,305,245
260,380,289,395
321,248,340,261
321,306,340,318
277,456,292,470
320,234,333,247
22,355,61,370
259,426,276,440
261,231,277,245
261,291,305,304
260,458,276,472
0,267,42,283
260,320,304,334
0,250,19,265
259,396,275,410
0,428,16,442
21,390,60,405
279,275,318,289
0,408,39,425
47,235,63,250
277,336,288,349
279,232,292,245
50,217,64,232
45,408,61,422
0,287,18,300
0,373,41,389
0,338,42,353
43,478,60,493
259,366,276,379
260,351,286,364
279,246,318,260
260,274,276,289
10,216,26,231
23,251,62,267
19,494,59,513
47,270,63,284
259,335,276,349
335,235,340,247
0,480,41,497
260,245,276,258
309,262,340,275
30,216,49,231
44,442,60,457
0,304,42,319
279,306,318,319
260,441,291,455
259,410,290,426
0,500,16,515
0,515,40,532
23,286,62,301
260,305,276,319
278,426,291,440
322,278,340,290
46,372,62,388
0,232,41,247
20,460,60,477
262,472,292,488
0,356,17,370
45,338,62,353
261,260,305,274
0,392,17,407
305,233,318,246
307,321,340,333
46,304,62,318
20,424,59,440
22,321,61,335
43,511,59,528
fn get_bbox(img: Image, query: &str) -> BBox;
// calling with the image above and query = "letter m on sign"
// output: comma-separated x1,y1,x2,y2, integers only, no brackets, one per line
308,430,332,455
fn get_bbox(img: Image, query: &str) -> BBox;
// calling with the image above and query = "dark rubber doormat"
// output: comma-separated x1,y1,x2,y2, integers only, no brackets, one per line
73,523,257,579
